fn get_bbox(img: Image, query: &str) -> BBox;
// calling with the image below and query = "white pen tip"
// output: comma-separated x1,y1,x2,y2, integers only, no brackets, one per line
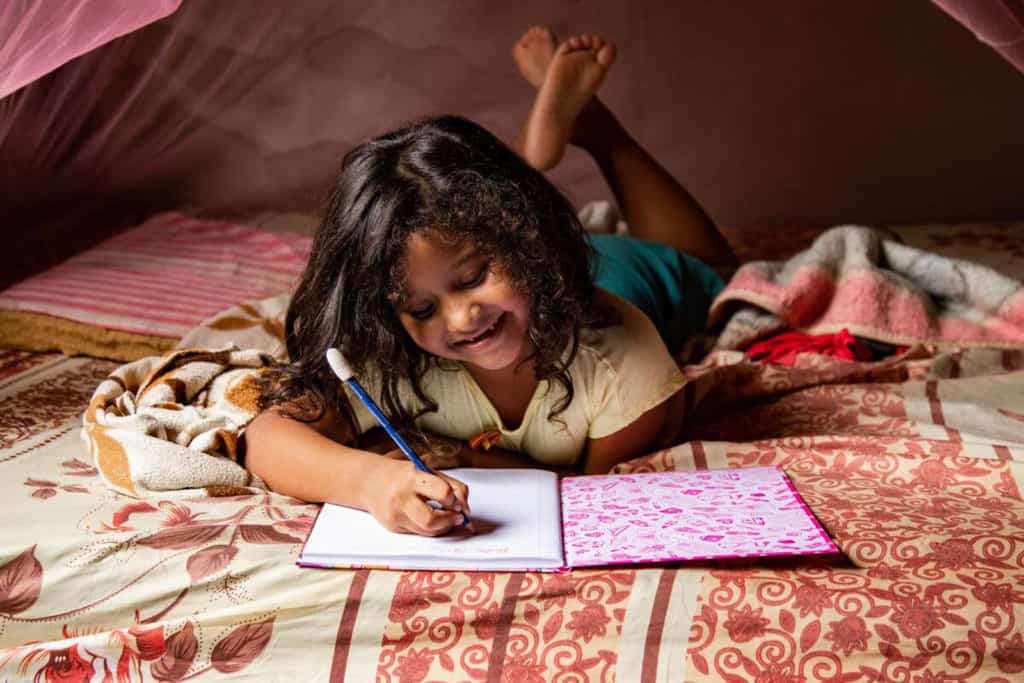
325,348,354,381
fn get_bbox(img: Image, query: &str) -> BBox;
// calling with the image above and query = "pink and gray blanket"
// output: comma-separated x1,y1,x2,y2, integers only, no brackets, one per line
709,225,1024,350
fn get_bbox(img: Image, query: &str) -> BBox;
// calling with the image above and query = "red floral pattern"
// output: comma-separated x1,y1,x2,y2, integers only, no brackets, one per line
0,351,59,382
1,356,115,449
2,218,1024,683
377,570,630,681
674,346,1024,681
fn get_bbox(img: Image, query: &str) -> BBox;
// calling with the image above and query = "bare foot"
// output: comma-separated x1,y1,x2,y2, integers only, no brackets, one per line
519,34,617,171
512,26,556,88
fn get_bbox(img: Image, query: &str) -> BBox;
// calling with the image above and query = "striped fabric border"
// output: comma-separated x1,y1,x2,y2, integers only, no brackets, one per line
0,212,312,338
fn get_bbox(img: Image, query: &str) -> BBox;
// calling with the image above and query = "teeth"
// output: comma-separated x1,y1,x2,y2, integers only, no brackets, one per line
464,317,499,344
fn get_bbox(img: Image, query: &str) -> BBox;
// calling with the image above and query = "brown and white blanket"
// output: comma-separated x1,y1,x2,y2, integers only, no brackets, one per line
81,346,272,497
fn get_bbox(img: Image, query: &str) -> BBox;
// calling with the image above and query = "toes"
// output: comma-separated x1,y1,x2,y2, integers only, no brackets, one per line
596,41,617,67
517,26,540,46
560,34,613,60
525,26,553,44
517,26,557,54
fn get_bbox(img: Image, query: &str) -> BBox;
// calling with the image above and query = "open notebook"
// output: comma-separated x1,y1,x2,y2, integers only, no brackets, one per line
297,466,838,572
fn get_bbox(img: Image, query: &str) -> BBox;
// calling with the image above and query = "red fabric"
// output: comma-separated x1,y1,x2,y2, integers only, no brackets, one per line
744,329,874,366
0,0,181,99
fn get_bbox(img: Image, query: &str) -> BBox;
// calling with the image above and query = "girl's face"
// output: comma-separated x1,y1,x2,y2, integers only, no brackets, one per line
395,232,532,373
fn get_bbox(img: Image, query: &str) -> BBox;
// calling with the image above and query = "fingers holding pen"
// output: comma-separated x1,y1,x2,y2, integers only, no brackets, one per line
438,472,471,517
399,471,467,536
414,470,473,529
365,458,472,535
407,504,465,536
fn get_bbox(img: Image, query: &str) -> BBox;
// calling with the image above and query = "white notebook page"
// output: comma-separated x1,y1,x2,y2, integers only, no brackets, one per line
299,468,564,571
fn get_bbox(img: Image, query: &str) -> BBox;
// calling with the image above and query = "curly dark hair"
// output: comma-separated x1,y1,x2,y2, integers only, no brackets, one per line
260,115,617,430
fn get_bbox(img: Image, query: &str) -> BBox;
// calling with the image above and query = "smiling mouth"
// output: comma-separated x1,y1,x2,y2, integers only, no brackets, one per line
455,313,504,347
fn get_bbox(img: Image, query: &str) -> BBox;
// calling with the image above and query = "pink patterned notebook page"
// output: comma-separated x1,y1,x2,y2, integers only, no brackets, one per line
560,466,838,568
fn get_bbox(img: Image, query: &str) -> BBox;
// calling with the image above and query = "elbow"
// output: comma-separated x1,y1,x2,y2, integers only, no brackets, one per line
240,411,277,487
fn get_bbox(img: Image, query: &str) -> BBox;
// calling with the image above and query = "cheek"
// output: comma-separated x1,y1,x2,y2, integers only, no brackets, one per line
489,274,530,318
400,318,446,353
397,317,424,346
516,292,531,318
503,286,531,323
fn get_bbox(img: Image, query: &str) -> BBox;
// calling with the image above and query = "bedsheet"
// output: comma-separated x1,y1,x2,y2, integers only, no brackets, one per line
3,349,1023,680
2,223,1023,682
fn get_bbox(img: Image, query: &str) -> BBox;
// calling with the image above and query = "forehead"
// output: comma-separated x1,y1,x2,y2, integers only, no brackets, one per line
396,232,481,294
404,232,474,266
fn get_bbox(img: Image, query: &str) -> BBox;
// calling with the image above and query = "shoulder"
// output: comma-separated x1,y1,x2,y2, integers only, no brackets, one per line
574,289,685,439
578,288,667,360
573,288,682,390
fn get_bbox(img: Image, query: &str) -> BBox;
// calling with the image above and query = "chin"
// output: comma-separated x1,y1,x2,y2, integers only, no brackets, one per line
466,338,527,372
466,349,518,372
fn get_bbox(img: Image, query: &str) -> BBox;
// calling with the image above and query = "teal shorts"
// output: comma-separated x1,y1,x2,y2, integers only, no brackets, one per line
587,233,724,353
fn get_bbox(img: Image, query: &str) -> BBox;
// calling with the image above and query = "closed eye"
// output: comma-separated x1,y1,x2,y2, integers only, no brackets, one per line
406,303,435,320
458,261,490,289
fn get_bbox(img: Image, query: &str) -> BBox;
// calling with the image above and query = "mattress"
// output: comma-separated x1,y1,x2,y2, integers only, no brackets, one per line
1,219,1022,681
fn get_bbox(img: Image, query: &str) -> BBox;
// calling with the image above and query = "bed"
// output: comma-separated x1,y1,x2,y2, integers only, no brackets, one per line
1,214,1023,682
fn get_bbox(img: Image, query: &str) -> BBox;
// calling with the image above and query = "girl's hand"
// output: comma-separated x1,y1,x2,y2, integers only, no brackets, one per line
381,441,465,470
361,457,471,536
418,437,466,469
360,428,468,470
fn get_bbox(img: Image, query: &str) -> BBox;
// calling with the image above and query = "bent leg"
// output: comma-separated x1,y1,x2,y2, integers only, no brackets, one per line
573,100,736,269
512,34,616,172
509,28,736,268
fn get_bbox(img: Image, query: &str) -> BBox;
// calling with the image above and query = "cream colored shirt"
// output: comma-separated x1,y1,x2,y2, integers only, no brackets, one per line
343,292,685,466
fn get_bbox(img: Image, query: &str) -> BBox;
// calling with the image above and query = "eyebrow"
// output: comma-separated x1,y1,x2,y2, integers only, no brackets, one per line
451,247,485,269
392,247,487,308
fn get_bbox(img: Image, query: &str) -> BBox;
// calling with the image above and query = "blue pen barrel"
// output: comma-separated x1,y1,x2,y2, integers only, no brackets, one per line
333,364,469,528
344,378,431,473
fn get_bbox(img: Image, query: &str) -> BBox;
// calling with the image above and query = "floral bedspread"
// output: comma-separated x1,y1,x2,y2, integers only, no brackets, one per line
1,221,1023,682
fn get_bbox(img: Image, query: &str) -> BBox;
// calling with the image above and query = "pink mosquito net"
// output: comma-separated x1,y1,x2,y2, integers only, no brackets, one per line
0,0,181,100
1,1,1022,290
933,0,1024,74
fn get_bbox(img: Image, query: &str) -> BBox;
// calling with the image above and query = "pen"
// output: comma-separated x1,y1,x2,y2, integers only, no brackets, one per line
325,348,470,527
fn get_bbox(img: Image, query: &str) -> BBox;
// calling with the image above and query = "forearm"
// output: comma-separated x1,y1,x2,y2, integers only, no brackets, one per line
462,446,568,471
582,394,676,475
362,427,578,474
581,447,629,475
423,432,578,475
243,409,380,507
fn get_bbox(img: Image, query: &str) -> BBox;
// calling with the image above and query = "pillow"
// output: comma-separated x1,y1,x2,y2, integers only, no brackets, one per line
0,212,312,361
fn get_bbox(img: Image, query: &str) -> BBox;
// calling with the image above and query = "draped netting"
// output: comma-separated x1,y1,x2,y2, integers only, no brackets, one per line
933,0,1024,74
1,1,1023,292
0,0,181,100
0,1,583,290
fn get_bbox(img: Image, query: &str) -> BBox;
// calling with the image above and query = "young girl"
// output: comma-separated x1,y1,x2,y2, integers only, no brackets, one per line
243,29,735,536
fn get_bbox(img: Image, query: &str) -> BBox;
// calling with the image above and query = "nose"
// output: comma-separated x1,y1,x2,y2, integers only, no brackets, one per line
443,296,480,334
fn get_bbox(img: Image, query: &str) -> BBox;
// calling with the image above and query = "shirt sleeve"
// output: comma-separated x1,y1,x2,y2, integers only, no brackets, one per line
585,292,686,440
